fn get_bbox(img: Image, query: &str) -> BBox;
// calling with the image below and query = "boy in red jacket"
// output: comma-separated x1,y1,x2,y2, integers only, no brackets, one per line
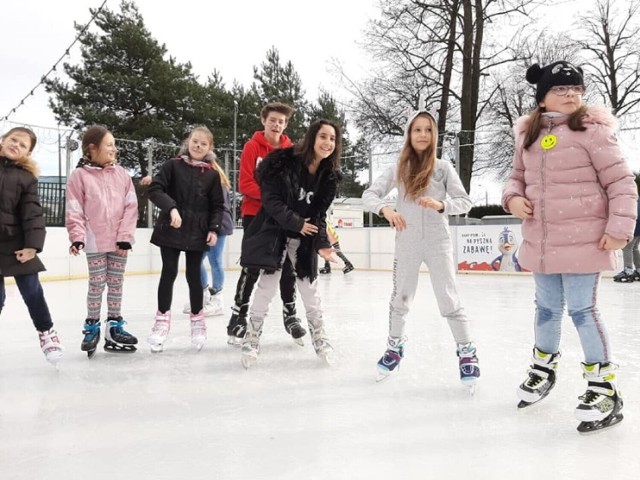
226,102,307,346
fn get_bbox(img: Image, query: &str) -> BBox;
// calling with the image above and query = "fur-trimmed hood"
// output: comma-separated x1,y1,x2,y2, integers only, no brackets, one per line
514,105,617,137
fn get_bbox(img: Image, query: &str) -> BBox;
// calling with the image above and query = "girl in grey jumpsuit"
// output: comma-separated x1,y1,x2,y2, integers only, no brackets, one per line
362,110,480,386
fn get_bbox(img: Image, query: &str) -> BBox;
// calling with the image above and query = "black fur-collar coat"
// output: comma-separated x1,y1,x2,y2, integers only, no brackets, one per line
240,146,340,282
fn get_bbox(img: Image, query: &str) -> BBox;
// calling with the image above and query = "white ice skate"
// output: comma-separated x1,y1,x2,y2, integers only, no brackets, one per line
517,348,561,408
376,336,405,382
241,329,260,369
207,291,225,316
190,311,207,351
310,325,334,365
575,362,624,434
148,311,171,353
183,288,218,316
39,328,63,367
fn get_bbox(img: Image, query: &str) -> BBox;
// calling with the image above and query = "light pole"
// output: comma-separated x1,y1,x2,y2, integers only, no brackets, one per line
233,100,238,225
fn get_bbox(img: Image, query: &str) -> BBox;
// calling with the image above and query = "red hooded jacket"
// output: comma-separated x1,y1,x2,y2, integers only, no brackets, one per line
239,131,292,216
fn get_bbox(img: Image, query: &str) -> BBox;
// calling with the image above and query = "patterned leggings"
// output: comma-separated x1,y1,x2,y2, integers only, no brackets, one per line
85,252,128,320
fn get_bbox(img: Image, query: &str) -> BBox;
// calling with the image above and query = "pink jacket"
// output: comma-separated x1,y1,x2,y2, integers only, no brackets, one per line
502,106,638,273
66,164,138,253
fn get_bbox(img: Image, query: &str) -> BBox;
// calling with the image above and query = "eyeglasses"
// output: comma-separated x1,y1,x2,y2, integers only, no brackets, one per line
550,85,585,96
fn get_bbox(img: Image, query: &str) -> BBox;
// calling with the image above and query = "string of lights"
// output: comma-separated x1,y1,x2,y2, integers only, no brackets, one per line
2,0,109,122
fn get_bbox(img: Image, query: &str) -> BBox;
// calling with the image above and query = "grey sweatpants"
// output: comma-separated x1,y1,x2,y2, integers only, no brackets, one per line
389,226,472,344
248,238,323,333
622,236,640,269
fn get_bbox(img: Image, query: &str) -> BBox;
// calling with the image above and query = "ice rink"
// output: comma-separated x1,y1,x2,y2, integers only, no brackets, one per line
1,269,639,480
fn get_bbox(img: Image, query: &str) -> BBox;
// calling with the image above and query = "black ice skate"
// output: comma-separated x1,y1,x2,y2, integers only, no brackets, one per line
283,302,306,346
104,317,137,353
227,305,248,346
517,347,561,408
613,269,635,283
319,264,331,274
342,263,354,274
81,319,101,359
576,362,624,434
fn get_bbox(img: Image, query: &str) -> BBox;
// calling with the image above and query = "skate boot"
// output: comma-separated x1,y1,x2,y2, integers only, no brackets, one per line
39,328,63,366
241,322,262,369
148,311,171,353
190,310,207,351
319,264,331,274
81,319,101,359
376,336,405,382
457,342,480,394
343,263,355,274
517,347,561,408
575,362,624,434
634,269,640,281
104,316,138,353
226,303,248,346
309,321,334,365
613,268,635,283
183,288,214,315
207,289,225,316
283,302,306,346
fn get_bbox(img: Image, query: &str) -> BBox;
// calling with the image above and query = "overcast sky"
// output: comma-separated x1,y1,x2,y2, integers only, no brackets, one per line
1,0,638,204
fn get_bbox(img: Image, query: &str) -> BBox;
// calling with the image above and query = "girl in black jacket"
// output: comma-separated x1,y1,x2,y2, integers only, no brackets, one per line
146,126,225,352
240,119,342,368
0,127,63,365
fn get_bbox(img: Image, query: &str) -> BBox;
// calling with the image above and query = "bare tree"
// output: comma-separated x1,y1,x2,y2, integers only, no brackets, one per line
338,0,535,193
576,0,640,116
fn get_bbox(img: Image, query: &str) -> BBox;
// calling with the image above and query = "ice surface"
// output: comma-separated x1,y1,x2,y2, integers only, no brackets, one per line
1,270,639,480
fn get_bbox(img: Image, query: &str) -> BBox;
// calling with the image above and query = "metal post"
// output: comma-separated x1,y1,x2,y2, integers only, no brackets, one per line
233,100,238,225
146,139,154,228
368,149,373,228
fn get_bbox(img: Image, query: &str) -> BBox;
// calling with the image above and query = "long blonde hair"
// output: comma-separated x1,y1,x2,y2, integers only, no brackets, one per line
398,113,437,199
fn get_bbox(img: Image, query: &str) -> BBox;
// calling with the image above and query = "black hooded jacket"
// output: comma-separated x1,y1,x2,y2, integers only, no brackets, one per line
240,146,340,282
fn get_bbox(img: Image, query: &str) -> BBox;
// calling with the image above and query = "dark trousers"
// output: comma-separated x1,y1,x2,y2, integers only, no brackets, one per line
0,273,53,332
158,247,204,314
233,215,297,316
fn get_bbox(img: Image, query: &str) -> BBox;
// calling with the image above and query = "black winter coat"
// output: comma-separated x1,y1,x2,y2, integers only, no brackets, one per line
0,157,46,276
240,147,340,282
149,158,225,252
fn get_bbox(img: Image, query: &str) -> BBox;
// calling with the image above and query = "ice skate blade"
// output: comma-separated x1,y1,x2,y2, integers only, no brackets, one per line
577,413,624,434
149,344,164,353
293,337,305,347
104,342,137,354
318,351,334,365
85,348,97,359
376,367,396,382
463,381,477,396
241,353,257,369
227,336,243,347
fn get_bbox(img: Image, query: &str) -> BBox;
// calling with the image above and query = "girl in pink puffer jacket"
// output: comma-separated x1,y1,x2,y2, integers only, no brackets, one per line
66,125,139,358
502,61,637,433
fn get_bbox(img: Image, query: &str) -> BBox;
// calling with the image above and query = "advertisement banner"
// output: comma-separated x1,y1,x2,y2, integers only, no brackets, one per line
457,224,526,272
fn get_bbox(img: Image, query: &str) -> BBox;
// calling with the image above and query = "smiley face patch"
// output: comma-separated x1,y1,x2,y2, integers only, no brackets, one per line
541,134,557,150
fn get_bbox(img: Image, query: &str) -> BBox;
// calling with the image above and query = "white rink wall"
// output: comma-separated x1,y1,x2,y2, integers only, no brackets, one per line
35,226,621,281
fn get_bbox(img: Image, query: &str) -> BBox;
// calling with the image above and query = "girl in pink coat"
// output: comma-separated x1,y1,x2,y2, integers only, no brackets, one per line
502,61,637,433
66,125,139,358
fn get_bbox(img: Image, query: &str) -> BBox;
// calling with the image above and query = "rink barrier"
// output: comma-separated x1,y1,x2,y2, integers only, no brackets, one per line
4,226,621,284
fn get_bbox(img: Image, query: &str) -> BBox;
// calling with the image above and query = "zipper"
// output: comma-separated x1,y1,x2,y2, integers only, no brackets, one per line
540,121,552,273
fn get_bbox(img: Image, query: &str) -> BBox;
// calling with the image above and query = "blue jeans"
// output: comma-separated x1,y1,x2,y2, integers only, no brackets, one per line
533,272,610,363
200,235,227,292
0,273,54,332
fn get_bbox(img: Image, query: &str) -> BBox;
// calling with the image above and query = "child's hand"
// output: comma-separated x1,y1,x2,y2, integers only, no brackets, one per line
381,207,407,231
300,218,319,236
170,208,182,228
69,241,85,256
417,196,444,211
598,234,628,251
206,232,218,246
318,247,339,263
15,248,36,263
140,176,152,186
507,196,533,219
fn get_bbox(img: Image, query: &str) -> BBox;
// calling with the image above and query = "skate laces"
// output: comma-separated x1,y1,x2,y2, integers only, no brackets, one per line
152,312,171,334
39,329,62,353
